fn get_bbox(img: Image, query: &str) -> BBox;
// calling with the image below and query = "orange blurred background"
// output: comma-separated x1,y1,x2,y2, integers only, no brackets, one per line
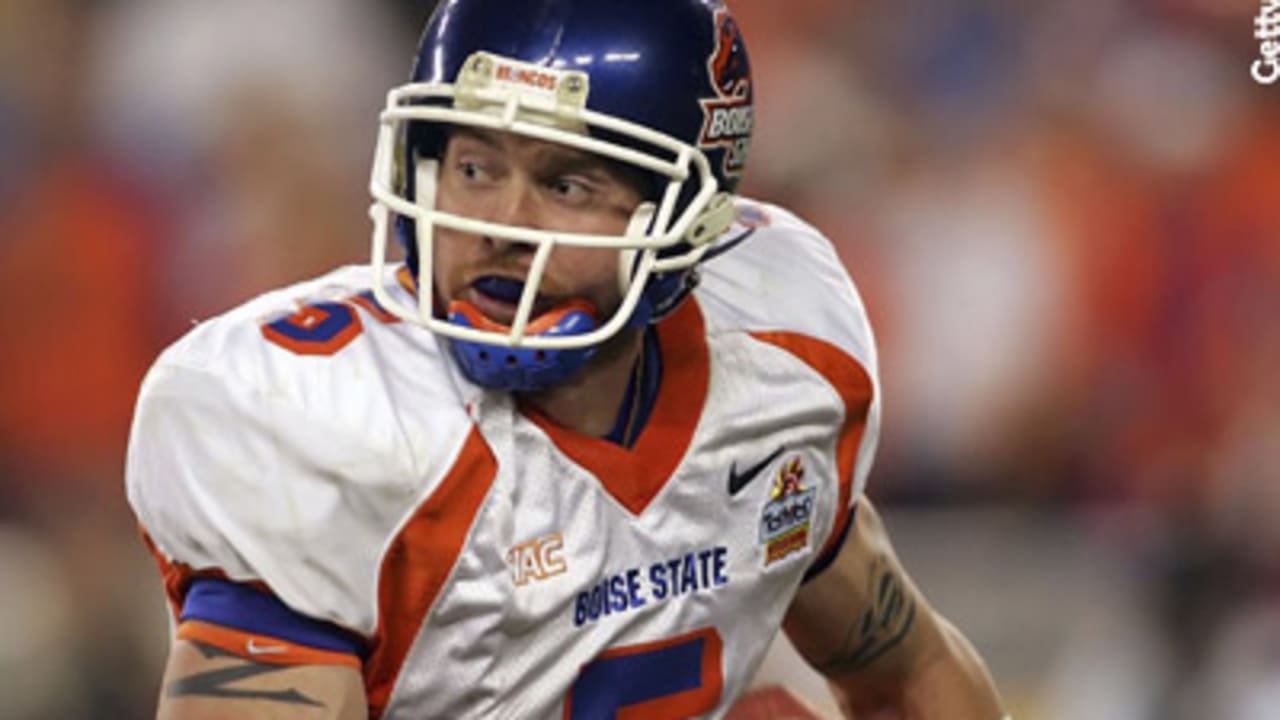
1,1,1277,717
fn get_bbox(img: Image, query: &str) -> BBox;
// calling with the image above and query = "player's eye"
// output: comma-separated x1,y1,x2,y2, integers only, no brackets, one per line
548,176,595,206
457,159,488,181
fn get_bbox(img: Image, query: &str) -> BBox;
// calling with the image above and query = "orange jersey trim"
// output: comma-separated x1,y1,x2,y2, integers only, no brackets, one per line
747,331,874,562
395,265,416,295
363,426,499,719
139,527,190,620
522,298,710,515
348,291,402,324
177,619,361,668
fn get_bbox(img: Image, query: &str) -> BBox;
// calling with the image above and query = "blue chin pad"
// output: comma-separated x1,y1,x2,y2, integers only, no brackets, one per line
445,300,600,392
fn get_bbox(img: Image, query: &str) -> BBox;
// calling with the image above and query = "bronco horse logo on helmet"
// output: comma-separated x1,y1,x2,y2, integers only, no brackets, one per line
698,7,753,181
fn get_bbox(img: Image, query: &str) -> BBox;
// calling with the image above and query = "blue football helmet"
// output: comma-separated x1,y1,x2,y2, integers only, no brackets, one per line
368,0,753,390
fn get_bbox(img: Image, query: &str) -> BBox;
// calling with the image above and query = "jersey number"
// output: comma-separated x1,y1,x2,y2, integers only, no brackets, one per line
564,627,723,720
260,291,398,356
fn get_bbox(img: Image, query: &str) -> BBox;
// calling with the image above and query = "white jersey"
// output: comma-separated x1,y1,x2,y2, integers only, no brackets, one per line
127,198,881,719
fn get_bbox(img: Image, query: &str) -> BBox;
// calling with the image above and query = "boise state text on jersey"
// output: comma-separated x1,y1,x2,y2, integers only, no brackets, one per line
573,546,730,627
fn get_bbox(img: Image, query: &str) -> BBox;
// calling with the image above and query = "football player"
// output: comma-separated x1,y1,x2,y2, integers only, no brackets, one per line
127,1,1008,718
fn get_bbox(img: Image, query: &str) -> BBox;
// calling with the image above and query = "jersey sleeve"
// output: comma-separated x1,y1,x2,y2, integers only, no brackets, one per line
126,348,410,641
176,577,365,666
700,200,883,578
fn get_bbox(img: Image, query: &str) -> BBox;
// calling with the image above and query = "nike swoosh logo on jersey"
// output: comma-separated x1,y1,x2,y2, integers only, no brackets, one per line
246,638,288,655
728,445,785,496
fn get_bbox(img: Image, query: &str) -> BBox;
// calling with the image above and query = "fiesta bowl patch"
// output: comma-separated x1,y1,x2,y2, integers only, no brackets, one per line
759,456,813,566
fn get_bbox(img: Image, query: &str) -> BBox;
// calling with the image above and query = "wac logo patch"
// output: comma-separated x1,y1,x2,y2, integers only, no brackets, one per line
506,531,567,586
698,7,752,180
759,456,814,566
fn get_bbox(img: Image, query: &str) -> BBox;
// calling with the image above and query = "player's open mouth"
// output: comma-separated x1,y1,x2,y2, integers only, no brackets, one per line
465,275,551,325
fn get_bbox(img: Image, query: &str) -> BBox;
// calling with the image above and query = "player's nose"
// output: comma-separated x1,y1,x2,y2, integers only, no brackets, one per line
484,178,541,252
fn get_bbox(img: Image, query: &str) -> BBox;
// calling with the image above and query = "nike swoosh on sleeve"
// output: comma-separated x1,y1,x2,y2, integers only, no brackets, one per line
246,638,288,655
727,445,785,496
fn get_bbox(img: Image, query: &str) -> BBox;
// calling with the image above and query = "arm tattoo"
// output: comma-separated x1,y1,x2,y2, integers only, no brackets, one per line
164,641,325,708
819,555,917,674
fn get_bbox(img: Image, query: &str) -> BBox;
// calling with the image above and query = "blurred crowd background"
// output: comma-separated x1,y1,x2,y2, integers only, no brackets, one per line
1,0,1277,718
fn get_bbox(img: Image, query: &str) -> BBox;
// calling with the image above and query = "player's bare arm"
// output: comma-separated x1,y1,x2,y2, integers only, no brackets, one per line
784,496,1006,719
157,639,367,720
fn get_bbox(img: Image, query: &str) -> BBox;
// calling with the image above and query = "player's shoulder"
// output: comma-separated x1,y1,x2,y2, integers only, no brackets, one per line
137,264,464,463
696,197,877,377
156,265,448,396
127,265,473,629
160,265,410,371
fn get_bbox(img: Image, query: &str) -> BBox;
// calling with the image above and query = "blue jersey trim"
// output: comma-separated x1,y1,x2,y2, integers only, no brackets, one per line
801,503,859,584
604,326,662,448
181,577,366,658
